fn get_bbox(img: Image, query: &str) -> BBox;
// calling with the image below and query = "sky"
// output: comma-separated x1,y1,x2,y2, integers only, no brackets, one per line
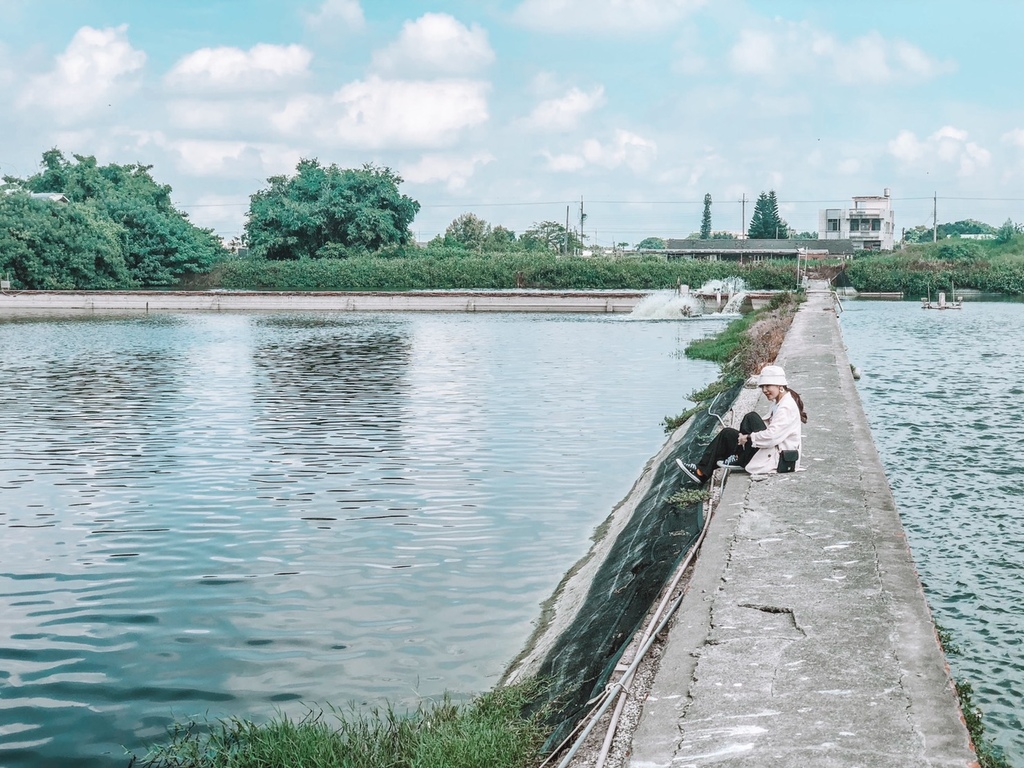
2,0,1023,246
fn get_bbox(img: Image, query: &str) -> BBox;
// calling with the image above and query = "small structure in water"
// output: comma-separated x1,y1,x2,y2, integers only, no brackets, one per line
921,288,963,310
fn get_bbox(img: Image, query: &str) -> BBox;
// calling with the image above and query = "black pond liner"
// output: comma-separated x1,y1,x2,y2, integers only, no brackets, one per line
530,381,743,752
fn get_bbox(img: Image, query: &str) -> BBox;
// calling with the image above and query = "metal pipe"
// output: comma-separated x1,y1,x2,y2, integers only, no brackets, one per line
559,490,719,768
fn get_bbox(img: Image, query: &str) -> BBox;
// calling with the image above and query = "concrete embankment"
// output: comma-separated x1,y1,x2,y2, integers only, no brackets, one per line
0,289,646,313
628,286,977,766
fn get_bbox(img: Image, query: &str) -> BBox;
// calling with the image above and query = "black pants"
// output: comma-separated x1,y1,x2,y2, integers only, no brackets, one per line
695,411,767,478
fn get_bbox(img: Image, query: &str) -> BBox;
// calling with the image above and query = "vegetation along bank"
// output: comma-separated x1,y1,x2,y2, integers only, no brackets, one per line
5,151,1024,295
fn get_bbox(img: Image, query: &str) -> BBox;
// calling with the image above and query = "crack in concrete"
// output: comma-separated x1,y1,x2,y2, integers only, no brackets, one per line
737,602,807,636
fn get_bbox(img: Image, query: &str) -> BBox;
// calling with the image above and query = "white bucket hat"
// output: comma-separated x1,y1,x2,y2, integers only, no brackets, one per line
757,364,788,387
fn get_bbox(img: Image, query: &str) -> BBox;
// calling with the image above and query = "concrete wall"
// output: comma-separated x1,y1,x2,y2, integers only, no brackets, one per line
0,290,647,314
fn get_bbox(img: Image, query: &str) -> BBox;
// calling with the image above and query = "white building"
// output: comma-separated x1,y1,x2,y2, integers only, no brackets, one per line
819,189,895,251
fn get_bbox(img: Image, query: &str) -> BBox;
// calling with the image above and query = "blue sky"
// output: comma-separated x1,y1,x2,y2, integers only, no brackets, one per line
2,0,1023,245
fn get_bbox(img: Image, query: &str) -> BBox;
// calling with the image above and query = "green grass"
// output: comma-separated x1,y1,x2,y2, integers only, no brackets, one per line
133,681,550,768
684,312,759,368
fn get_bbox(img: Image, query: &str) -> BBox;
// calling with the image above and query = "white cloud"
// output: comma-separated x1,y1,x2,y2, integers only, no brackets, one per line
167,138,303,177
17,25,145,121
729,29,778,75
730,23,954,84
583,130,657,170
326,76,490,149
1002,128,1024,148
545,129,657,172
522,86,605,132
888,126,991,176
270,94,327,136
304,0,365,31
372,13,494,76
543,151,587,172
512,0,705,34
402,152,495,190
165,44,312,91
266,78,490,149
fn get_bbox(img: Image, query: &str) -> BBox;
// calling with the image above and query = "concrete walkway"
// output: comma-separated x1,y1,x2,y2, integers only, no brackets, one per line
628,286,977,767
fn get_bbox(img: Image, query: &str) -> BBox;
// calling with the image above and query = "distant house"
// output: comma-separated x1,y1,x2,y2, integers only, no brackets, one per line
660,238,854,262
819,190,895,251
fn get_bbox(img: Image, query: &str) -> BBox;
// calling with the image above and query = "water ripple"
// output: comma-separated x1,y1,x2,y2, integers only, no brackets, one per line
841,300,1024,765
0,310,723,767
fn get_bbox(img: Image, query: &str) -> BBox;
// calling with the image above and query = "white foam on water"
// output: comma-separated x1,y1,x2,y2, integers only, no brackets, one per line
628,289,705,319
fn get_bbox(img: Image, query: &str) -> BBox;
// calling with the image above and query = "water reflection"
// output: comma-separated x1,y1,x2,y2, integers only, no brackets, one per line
0,310,723,767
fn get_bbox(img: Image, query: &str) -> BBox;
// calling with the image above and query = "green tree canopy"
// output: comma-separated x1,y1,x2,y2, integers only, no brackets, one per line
636,236,666,250
486,225,517,251
941,219,995,237
996,218,1021,243
700,193,712,239
0,191,131,289
245,159,420,260
444,213,491,251
747,191,789,239
520,221,581,253
3,149,225,288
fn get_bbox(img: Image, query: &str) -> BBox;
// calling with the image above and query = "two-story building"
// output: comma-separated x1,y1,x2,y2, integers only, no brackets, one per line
819,189,895,251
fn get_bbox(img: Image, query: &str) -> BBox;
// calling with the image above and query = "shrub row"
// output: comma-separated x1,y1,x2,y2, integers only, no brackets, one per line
214,254,804,292
843,254,1024,296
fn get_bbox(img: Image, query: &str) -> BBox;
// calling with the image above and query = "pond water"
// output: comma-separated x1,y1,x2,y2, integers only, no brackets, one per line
839,299,1023,766
0,310,725,768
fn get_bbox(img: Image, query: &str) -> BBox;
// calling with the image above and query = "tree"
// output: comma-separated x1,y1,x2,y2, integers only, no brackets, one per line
636,237,666,250
996,218,1021,243
245,160,420,259
13,149,225,286
941,219,995,237
486,225,517,251
444,213,491,251
903,225,933,244
747,190,788,239
0,191,131,289
520,221,581,253
700,193,712,239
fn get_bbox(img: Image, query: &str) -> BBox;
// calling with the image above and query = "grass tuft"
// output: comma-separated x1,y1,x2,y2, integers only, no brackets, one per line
133,680,550,768
669,488,710,507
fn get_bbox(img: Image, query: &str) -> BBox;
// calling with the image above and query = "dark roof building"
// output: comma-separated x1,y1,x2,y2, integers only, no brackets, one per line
659,238,855,261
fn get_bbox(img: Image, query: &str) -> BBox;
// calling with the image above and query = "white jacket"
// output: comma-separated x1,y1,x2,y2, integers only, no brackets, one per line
745,391,802,475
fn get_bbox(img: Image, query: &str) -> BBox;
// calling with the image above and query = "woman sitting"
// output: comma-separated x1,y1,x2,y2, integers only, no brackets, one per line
676,364,807,485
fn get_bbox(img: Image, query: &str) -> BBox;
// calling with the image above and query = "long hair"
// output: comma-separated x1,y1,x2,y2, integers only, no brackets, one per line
785,388,809,423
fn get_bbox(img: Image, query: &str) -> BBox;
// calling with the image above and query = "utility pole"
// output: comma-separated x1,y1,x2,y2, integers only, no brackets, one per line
564,205,570,255
932,192,937,242
741,193,747,239
579,195,585,247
